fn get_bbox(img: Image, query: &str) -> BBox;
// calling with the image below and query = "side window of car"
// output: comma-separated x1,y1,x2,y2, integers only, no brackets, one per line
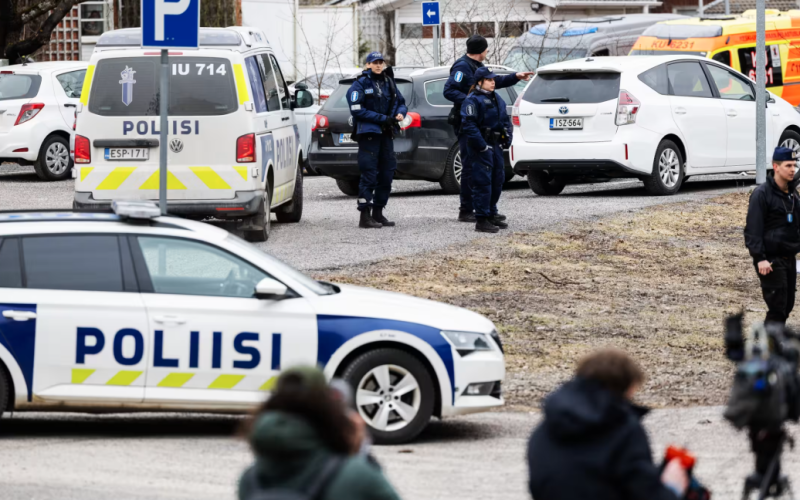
269,54,291,110
424,79,449,106
56,70,86,99
638,64,669,95
245,56,268,113
22,235,124,292
667,62,713,98
135,236,269,298
706,64,755,101
257,54,281,111
0,238,23,288
496,87,514,107
712,51,732,67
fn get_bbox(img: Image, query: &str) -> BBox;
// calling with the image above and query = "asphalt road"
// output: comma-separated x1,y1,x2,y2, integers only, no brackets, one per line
0,164,755,271
1,408,797,500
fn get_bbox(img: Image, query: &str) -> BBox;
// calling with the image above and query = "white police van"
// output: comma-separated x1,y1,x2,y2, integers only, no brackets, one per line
0,203,504,443
72,28,315,242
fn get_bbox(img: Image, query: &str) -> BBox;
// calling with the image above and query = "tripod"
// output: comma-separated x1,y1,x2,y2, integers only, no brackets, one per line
741,429,795,500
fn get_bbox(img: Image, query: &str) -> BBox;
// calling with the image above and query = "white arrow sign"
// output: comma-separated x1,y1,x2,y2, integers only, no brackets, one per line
427,9,435,16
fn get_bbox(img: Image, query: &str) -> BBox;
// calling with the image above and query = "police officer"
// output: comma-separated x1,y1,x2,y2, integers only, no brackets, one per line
745,147,800,326
461,67,513,233
444,35,533,223
347,52,407,229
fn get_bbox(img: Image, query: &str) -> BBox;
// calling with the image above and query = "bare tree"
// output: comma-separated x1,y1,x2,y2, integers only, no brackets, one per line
1,0,91,62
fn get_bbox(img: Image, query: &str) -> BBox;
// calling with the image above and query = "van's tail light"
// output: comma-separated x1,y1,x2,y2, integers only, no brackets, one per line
74,135,91,164
399,112,421,130
14,103,44,126
236,133,256,163
616,90,640,126
312,114,329,131
512,95,522,127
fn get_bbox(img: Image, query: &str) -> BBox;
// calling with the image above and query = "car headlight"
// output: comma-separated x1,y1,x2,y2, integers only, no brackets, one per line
442,331,493,356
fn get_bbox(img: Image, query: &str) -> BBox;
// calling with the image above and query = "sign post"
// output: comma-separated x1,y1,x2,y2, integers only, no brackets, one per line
142,0,201,214
756,0,767,184
422,2,440,66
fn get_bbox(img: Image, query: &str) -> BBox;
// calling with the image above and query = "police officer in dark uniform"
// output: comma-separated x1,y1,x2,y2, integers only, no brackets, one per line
745,146,800,326
444,35,533,223
347,52,408,229
461,67,513,233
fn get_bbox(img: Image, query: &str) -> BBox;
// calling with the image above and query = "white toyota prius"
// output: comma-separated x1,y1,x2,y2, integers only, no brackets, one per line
0,203,504,443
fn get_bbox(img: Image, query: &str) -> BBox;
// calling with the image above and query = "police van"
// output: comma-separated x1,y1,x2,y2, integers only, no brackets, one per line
0,203,505,443
72,28,315,242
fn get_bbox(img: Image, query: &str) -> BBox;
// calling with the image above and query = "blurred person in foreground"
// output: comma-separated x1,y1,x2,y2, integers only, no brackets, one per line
238,366,401,500
527,349,689,500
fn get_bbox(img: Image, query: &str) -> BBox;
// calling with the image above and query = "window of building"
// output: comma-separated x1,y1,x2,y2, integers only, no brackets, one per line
500,22,526,38
450,22,496,39
80,2,107,38
401,24,436,39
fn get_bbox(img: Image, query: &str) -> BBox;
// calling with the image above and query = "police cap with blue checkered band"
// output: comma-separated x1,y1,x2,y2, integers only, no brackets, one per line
366,51,385,64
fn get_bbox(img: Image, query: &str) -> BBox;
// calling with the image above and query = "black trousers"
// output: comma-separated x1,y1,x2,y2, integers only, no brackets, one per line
756,256,797,325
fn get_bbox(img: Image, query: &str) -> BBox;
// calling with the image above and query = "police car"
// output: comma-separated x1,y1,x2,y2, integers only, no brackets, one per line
72,28,315,242
0,203,504,443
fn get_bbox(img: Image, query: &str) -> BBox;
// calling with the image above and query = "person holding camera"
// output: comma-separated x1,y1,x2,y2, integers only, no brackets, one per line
527,349,690,500
347,52,407,229
459,67,513,234
745,146,800,326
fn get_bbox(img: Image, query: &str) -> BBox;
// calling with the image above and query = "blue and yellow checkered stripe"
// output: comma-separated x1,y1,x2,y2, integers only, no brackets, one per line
71,368,278,391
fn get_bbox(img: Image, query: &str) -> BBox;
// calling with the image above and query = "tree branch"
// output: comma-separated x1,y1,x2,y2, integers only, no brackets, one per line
6,0,84,62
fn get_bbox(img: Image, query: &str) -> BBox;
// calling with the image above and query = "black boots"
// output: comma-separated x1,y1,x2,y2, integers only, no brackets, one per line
458,210,477,222
359,209,382,228
372,207,395,227
475,217,499,233
490,215,508,229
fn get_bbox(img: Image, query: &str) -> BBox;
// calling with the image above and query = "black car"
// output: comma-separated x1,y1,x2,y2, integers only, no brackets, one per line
308,66,524,196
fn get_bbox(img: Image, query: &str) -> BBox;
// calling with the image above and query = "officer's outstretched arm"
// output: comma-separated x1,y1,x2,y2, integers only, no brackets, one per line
495,72,522,90
744,189,769,264
348,80,387,124
461,99,487,151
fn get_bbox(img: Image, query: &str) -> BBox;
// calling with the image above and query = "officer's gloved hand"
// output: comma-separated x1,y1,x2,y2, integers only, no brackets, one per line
481,145,491,152
384,115,397,126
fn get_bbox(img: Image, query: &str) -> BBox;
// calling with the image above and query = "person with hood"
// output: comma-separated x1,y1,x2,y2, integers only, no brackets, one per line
527,349,689,500
238,366,402,500
745,146,800,326
347,52,408,229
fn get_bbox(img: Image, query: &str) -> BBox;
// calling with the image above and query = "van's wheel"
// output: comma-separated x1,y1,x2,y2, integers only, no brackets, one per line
0,364,9,419
779,130,800,155
336,178,360,197
244,180,271,242
527,171,566,196
342,348,435,445
439,143,462,194
34,135,72,181
275,162,303,223
643,139,684,196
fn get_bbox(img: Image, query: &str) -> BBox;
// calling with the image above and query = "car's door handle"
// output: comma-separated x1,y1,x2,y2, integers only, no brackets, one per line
282,116,290,121
519,112,533,116
674,107,687,115
153,315,186,325
2,310,37,321
64,103,77,108
727,111,738,117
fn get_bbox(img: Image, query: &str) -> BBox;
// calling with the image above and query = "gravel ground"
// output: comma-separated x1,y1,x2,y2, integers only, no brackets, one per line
0,163,754,271
0,409,796,500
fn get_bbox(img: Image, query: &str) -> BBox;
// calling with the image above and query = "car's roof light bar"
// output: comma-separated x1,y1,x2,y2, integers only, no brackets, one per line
112,201,161,219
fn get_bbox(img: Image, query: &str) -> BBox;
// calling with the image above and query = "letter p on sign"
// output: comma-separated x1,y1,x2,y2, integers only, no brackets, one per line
155,0,191,41
142,0,200,49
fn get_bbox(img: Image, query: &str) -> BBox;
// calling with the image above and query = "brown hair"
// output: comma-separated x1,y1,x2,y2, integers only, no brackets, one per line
576,349,645,396
468,78,487,95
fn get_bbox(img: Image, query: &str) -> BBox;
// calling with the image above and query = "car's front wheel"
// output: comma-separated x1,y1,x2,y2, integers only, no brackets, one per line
779,129,800,155
439,143,462,194
342,348,435,444
527,171,566,196
336,178,360,197
34,135,72,181
643,139,684,196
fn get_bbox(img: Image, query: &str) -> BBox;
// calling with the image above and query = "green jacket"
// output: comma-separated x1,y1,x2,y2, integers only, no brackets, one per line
238,412,402,500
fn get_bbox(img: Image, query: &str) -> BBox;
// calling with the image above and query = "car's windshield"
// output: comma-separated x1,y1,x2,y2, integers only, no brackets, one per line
504,47,588,72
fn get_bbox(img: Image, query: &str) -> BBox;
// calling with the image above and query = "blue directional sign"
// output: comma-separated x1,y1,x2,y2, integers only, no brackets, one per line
422,1,440,26
142,0,201,49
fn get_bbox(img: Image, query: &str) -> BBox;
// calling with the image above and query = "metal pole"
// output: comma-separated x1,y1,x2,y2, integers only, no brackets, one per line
756,0,767,184
698,0,704,16
433,24,440,66
724,0,730,15
159,49,169,214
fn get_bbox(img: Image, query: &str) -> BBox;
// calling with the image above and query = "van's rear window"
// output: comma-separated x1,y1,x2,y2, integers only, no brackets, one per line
524,72,620,104
89,57,238,116
0,74,42,101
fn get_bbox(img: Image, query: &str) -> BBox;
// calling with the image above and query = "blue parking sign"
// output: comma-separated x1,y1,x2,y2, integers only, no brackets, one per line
142,0,201,49
422,1,440,26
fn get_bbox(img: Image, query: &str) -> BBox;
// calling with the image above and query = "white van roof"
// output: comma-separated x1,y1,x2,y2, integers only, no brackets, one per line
94,27,270,53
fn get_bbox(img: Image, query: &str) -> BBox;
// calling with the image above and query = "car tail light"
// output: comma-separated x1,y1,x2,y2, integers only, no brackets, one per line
399,112,421,130
512,94,522,127
74,135,91,164
616,90,640,126
312,114,329,131
0,71,13,74
14,103,44,126
236,133,256,163
319,95,330,101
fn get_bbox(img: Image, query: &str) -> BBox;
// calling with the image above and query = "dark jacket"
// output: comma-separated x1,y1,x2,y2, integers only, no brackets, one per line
347,69,407,138
460,88,511,152
443,54,519,131
527,378,678,500
744,174,800,265
238,412,401,500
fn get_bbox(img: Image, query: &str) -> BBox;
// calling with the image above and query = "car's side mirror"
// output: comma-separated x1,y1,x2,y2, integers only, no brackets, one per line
255,277,288,299
767,90,775,104
293,89,314,109
295,82,308,91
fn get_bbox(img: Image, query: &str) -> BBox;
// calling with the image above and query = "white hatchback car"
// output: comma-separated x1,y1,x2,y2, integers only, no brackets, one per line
510,55,800,195
0,61,88,181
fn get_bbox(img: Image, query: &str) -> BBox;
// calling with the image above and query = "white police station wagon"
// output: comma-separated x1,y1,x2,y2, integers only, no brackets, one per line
72,28,315,242
0,203,504,443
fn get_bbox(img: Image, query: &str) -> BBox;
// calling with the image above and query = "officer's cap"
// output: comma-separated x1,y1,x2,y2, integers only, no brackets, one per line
366,51,385,64
773,146,797,162
474,67,499,81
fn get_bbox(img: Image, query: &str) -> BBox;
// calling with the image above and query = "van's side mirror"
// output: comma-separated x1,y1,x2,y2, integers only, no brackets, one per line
293,89,314,109
254,277,288,299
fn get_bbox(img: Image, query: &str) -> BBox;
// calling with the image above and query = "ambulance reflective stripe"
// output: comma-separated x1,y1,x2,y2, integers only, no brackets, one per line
0,303,37,401
233,64,250,105
79,65,95,106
